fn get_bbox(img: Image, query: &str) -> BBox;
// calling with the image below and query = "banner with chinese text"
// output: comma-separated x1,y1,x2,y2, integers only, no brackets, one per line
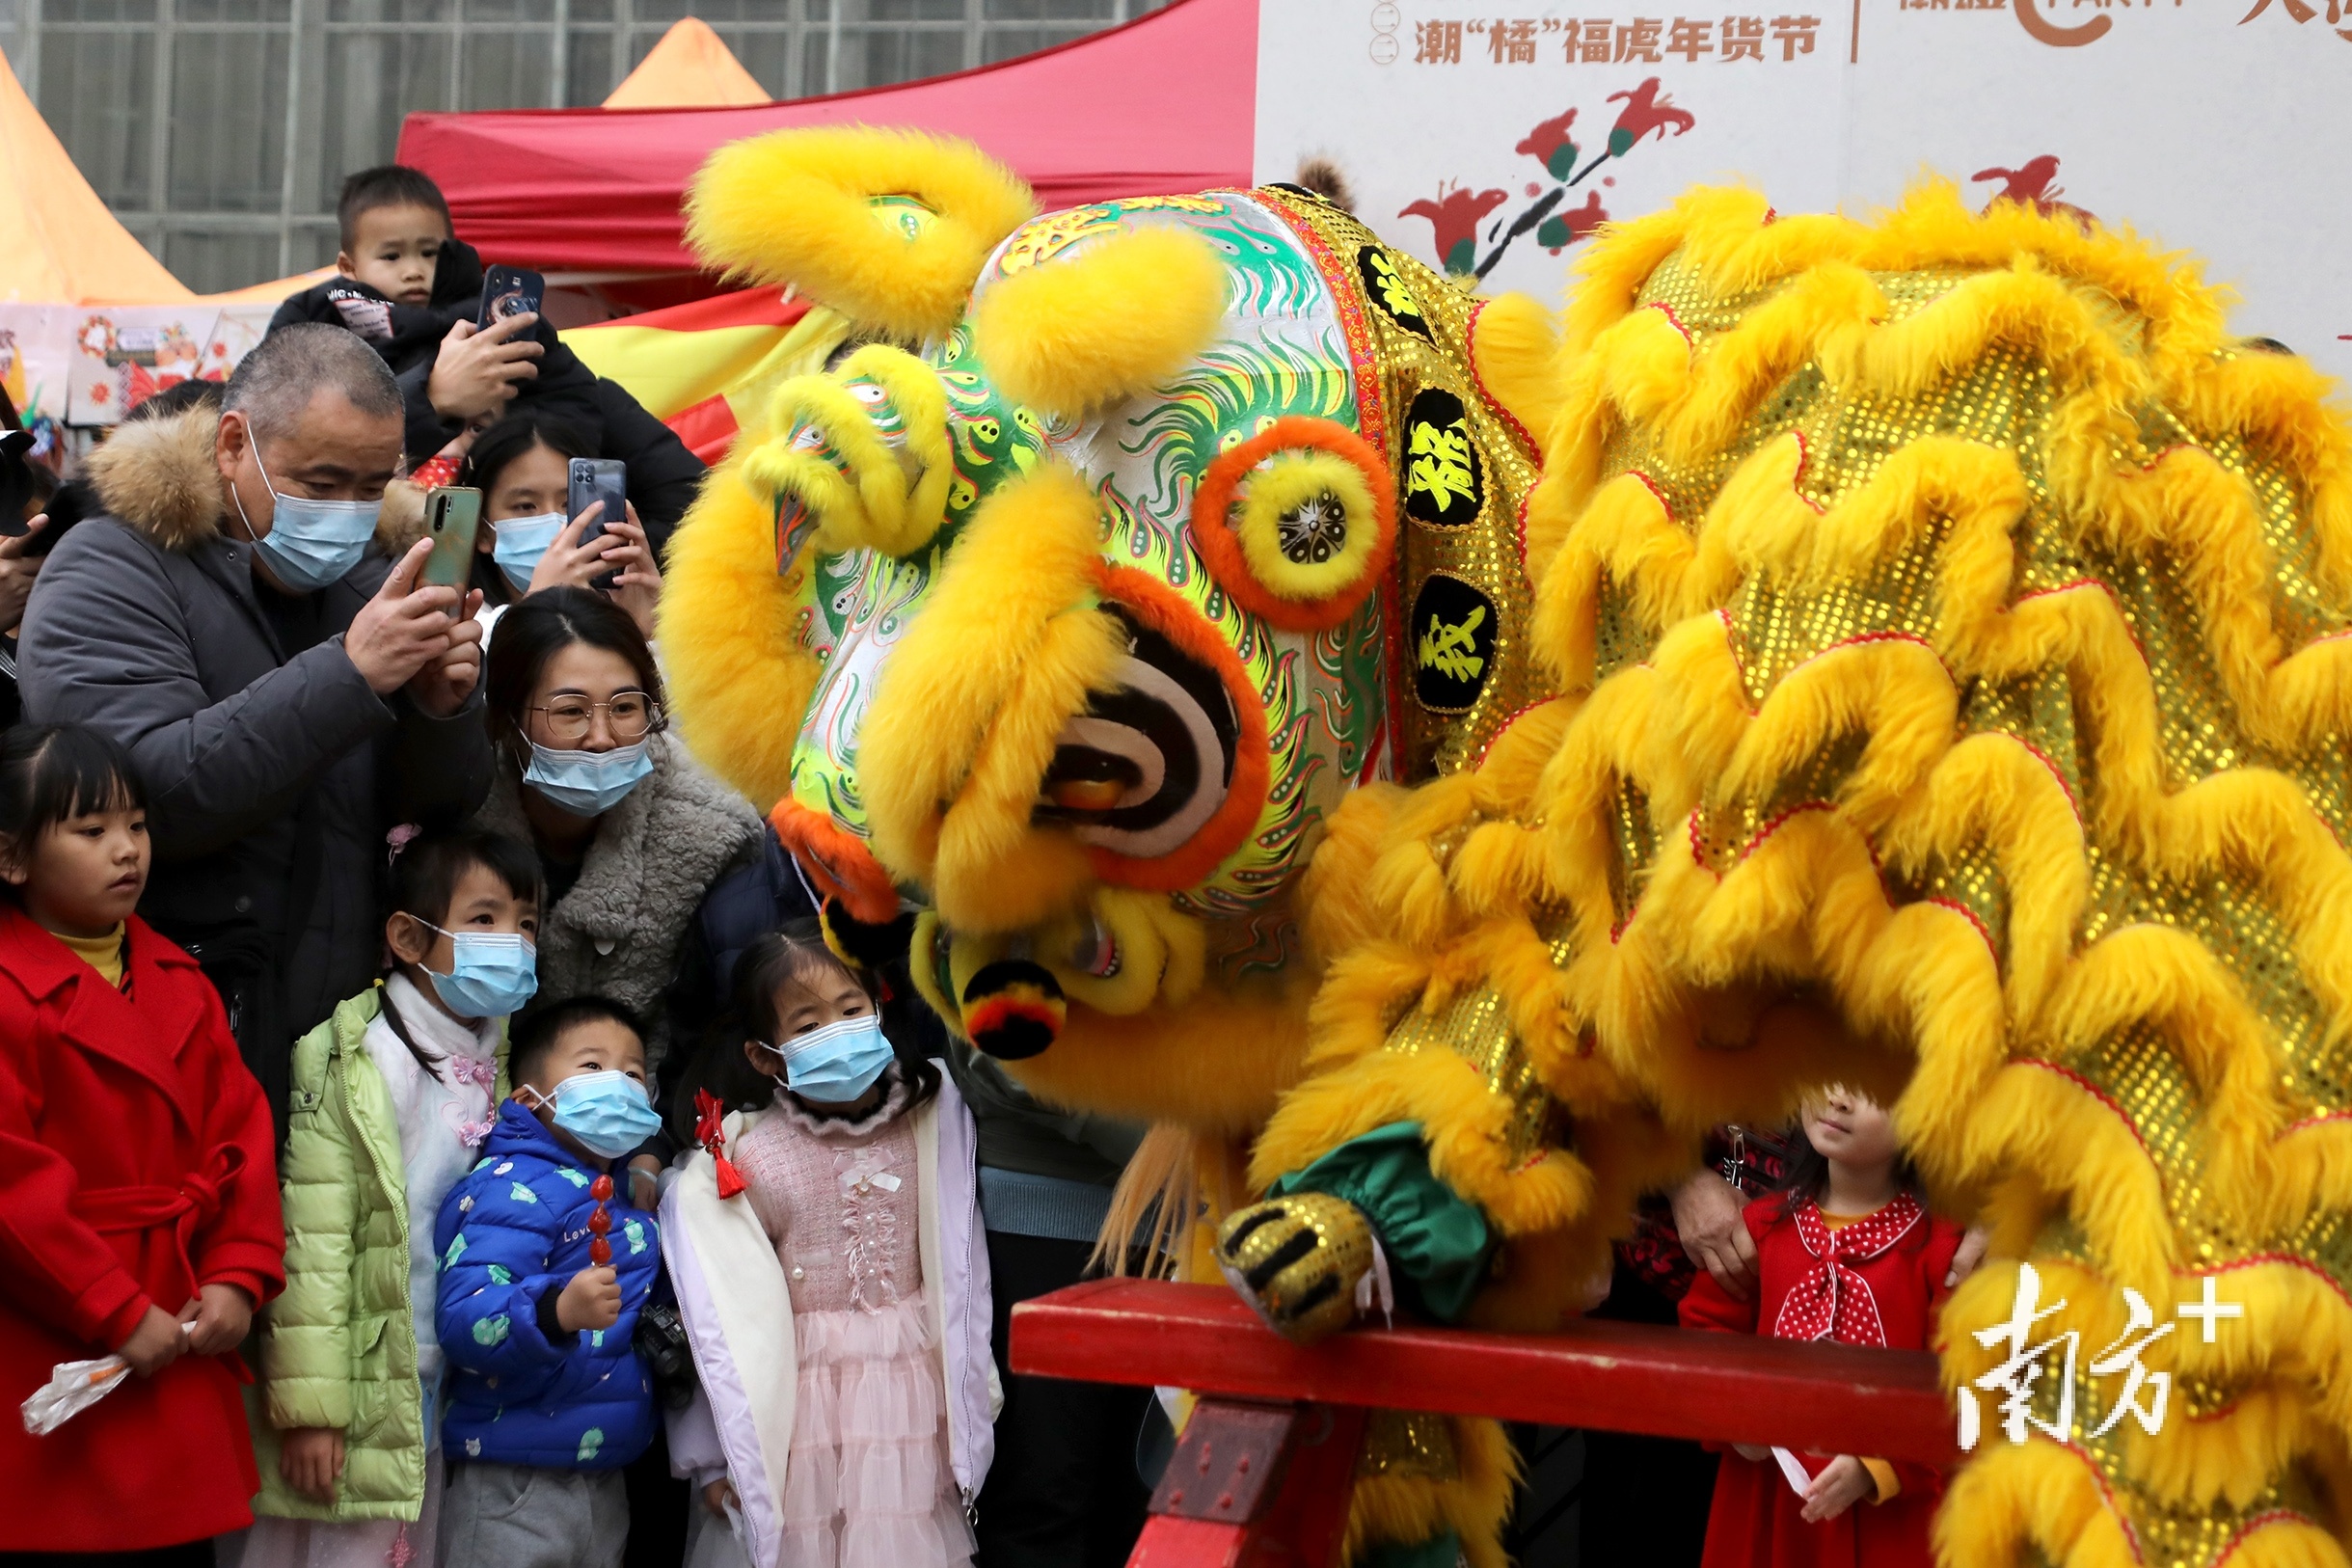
1257,0,2351,381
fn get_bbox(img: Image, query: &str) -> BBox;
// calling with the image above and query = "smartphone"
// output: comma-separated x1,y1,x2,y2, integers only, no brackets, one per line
568,458,627,592
476,265,546,332
421,486,483,589
0,429,36,538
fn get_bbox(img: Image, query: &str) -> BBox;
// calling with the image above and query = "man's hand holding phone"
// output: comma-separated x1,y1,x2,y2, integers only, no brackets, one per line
348,538,483,716
427,314,542,423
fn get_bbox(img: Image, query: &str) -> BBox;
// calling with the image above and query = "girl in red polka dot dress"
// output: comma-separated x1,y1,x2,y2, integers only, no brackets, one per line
1679,1087,1964,1568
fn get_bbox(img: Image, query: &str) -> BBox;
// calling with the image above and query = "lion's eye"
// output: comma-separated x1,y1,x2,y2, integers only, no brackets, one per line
1189,416,1396,634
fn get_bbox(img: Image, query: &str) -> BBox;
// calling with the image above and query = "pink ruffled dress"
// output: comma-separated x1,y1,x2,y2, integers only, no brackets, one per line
732,1075,975,1568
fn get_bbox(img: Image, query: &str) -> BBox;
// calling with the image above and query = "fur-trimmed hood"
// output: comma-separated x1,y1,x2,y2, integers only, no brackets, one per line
473,730,762,1055
83,407,231,553
82,406,416,558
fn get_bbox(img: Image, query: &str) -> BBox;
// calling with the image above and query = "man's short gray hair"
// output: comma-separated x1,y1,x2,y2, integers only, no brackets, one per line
224,322,404,432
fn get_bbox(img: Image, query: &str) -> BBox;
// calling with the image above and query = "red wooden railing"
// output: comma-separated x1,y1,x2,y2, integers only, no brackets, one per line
1011,1279,1958,1568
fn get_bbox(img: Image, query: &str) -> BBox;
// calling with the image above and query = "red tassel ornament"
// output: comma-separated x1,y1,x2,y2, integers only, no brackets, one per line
694,1088,748,1200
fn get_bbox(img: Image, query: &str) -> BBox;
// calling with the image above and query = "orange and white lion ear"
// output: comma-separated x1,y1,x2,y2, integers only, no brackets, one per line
685,126,1037,343
1189,416,1398,634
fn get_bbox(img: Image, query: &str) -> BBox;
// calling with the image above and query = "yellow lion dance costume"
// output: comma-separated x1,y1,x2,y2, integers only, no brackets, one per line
662,124,2352,1568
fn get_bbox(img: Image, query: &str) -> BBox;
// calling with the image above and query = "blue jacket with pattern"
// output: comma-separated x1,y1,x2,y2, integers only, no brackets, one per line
433,1100,661,1469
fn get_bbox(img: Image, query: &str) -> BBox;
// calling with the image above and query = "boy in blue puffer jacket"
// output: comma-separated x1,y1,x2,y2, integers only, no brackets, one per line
435,997,663,1568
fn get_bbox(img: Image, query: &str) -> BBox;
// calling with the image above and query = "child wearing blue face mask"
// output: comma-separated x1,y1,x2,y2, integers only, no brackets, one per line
661,925,996,1568
244,826,541,1568
435,995,665,1568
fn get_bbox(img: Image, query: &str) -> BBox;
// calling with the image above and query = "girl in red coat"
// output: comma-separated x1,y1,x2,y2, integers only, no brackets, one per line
0,723,285,1562
1679,1087,1962,1568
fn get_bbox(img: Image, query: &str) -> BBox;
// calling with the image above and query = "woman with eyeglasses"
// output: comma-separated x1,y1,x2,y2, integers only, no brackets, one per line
473,588,762,1075
472,587,763,1568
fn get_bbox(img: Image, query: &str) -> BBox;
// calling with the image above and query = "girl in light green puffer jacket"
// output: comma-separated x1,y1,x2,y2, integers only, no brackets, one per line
240,828,540,1568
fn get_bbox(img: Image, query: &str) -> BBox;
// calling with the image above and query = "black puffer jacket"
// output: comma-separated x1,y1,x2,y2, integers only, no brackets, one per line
589,376,705,552
268,238,601,464
269,242,706,546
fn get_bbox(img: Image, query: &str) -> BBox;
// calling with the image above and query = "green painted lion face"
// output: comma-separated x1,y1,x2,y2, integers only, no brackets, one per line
742,193,1403,1059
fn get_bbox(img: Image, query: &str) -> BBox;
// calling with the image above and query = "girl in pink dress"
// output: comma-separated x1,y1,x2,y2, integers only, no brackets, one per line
662,924,995,1568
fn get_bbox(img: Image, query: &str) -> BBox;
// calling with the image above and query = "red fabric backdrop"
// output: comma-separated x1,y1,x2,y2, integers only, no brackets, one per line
395,0,1257,279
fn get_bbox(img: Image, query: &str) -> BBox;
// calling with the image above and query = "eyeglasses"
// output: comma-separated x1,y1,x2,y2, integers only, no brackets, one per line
529,691,662,743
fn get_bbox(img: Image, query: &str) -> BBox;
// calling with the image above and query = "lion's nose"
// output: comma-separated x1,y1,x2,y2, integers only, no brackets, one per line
960,960,1067,1060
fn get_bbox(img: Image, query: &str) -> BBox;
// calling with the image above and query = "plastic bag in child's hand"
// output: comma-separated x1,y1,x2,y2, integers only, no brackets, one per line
21,1355,132,1435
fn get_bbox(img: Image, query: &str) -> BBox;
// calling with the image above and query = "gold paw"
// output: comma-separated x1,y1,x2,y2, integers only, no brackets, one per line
1215,1193,1373,1345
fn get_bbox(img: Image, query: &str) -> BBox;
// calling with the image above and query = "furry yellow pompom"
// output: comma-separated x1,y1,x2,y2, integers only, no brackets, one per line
686,126,1036,343
1467,291,1562,447
858,460,1123,913
656,467,819,813
968,225,1229,419
835,344,954,555
744,348,955,559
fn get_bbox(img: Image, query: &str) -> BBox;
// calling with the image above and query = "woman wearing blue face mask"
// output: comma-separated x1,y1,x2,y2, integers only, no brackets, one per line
245,826,542,1567
659,925,995,1568
457,412,662,643
473,589,762,1091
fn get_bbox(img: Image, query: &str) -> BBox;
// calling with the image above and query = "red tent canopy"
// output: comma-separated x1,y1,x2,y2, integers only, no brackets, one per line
395,0,1257,279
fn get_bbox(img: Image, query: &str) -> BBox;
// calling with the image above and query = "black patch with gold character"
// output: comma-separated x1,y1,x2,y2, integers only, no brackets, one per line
1411,572,1497,715
1402,389,1481,527
1356,245,1432,341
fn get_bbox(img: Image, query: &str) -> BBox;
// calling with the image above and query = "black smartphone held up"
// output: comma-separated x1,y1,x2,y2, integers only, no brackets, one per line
476,264,546,332
567,457,627,592
420,486,483,589
0,430,37,539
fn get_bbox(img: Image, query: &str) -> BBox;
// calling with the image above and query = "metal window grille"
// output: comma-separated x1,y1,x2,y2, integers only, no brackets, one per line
0,0,1156,293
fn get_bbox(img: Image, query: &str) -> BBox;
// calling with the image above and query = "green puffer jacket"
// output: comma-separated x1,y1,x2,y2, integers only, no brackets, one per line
250,987,505,1520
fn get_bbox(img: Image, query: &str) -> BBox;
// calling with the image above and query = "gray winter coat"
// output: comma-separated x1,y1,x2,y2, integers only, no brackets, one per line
17,408,493,1112
471,731,760,1067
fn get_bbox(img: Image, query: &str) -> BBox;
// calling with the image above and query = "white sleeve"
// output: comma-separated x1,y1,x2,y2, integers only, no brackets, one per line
668,1382,727,1482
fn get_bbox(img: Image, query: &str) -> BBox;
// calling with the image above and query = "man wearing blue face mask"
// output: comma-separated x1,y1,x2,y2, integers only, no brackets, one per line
19,323,496,1125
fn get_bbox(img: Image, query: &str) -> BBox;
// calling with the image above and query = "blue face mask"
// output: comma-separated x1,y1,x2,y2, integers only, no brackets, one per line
231,437,383,592
767,1014,896,1103
523,737,654,817
525,1069,662,1161
492,511,565,594
416,921,538,1018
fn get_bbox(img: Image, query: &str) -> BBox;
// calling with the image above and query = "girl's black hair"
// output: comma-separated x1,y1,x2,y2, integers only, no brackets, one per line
699,921,940,1118
459,413,599,606
0,726,146,888
381,825,544,1081
1773,1097,1924,1209
459,410,596,503
482,586,665,752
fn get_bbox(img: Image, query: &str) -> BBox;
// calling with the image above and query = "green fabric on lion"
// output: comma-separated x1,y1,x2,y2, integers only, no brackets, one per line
1362,1527,1463,1568
1267,1122,1493,1323
249,987,508,1522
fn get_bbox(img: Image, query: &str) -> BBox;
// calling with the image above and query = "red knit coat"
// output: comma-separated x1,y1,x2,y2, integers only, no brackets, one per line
0,907,284,1551
1679,1192,1962,1568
